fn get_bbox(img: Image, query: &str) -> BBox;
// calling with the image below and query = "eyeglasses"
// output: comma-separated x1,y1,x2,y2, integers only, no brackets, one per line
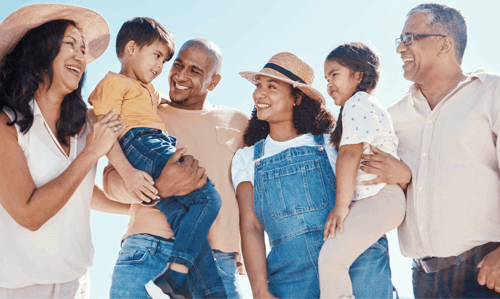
395,33,446,48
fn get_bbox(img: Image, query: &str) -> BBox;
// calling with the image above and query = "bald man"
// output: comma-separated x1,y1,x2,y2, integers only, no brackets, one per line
104,39,249,299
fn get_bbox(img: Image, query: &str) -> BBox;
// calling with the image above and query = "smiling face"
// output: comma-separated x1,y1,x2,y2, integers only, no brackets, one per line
324,60,361,107
397,12,442,84
252,75,297,124
50,24,86,94
168,45,219,109
129,40,170,84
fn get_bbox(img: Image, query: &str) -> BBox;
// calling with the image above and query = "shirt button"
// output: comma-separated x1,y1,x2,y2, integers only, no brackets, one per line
428,120,433,124
422,153,427,157
419,226,424,230
418,187,423,191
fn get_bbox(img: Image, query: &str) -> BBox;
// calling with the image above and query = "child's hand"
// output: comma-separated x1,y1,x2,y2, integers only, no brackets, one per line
323,205,350,241
122,169,158,204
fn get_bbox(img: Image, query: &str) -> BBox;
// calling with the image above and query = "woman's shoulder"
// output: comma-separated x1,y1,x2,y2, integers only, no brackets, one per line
0,111,21,150
235,143,256,161
0,109,19,135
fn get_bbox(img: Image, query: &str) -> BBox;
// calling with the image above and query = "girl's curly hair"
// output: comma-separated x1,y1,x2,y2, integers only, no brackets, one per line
0,19,87,147
327,42,380,150
243,88,334,146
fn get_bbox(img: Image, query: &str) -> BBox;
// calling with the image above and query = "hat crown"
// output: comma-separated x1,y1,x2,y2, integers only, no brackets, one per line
0,4,109,68
239,51,325,105
265,52,315,86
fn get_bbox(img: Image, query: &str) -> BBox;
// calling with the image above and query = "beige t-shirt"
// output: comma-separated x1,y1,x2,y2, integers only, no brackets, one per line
103,101,249,271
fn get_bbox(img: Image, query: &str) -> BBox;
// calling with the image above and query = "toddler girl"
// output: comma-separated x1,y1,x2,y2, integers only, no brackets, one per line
318,42,406,299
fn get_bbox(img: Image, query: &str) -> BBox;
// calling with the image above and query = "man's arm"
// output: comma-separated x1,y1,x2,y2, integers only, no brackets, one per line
90,184,130,215
103,147,207,203
476,112,500,292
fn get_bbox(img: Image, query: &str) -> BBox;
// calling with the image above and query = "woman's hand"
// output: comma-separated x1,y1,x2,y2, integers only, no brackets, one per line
84,109,125,159
360,145,411,190
323,205,350,241
122,168,158,204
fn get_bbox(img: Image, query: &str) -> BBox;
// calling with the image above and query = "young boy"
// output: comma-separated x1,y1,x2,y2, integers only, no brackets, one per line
88,17,226,299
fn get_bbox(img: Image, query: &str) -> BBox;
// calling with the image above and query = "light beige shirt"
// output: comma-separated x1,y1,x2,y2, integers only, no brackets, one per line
103,102,249,272
389,69,500,259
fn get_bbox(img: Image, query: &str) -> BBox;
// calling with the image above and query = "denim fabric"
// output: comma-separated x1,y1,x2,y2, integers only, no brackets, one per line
110,234,233,298
110,234,174,298
190,250,242,299
119,128,225,297
350,235,394,299
155,200,227,298
253,135,393,298
119,128,178,179
412,244,500,298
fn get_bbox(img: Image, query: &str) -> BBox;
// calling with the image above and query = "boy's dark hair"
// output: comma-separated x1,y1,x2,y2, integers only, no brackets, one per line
243,89,334,146
0,19,87,147
116,17,175,61
326,42,380,150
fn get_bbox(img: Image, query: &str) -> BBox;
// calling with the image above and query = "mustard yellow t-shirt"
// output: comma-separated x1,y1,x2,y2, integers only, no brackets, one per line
88,71,166,139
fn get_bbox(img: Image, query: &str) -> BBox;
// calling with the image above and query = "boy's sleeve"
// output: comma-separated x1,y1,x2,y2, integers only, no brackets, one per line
339,94,383,147
88,76,128,116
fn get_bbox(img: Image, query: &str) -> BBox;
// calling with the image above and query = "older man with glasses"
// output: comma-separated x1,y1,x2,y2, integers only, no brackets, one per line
360,3,500,298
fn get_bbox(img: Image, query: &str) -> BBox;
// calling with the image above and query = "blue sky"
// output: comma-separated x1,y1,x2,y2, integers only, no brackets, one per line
3,0,500,298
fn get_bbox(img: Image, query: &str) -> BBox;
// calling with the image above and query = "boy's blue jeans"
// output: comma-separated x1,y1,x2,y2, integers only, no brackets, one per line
119,127,225,297
109,234,242,298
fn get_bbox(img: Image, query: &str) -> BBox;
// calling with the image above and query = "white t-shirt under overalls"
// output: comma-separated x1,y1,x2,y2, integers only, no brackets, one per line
231,133,337,189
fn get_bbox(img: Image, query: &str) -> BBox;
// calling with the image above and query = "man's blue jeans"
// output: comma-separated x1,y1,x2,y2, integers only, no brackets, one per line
412,243,500,298
110,234,242,298
119,128,225,296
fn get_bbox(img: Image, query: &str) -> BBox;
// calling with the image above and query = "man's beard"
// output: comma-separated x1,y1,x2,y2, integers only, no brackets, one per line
169,95,189,106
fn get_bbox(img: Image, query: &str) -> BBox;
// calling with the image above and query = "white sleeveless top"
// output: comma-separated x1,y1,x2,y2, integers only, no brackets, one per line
0,101,96,288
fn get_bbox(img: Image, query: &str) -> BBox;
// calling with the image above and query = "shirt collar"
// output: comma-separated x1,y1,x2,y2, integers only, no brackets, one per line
30,99,43,118
408,67,487,102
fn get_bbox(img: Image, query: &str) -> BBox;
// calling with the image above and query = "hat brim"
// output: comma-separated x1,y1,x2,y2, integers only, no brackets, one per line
239,69,325,105
0,4,110,68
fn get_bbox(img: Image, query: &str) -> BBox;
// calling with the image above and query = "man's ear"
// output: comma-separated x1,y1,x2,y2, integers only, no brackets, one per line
208,74,222,91
438,36,454,57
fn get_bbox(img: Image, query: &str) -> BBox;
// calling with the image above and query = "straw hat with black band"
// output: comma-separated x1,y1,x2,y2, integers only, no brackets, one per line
0,3,110,68
239,52,326,105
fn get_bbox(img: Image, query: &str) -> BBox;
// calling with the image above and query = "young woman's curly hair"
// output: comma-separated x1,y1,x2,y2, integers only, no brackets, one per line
243,88,335,146
326,42,380,150
0,19,87,147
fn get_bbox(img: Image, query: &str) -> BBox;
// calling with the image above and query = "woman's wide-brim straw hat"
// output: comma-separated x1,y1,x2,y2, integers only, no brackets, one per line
0,4,110,68
240,52,325,105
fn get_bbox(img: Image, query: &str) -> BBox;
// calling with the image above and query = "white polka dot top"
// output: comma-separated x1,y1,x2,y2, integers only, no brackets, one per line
340,91,400,201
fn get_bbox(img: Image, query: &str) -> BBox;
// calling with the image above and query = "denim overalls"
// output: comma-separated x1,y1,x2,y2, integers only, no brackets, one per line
253,134,394,298
253,134,335,298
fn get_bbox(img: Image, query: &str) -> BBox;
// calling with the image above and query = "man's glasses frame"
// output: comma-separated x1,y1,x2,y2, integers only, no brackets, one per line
395,33,446,48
